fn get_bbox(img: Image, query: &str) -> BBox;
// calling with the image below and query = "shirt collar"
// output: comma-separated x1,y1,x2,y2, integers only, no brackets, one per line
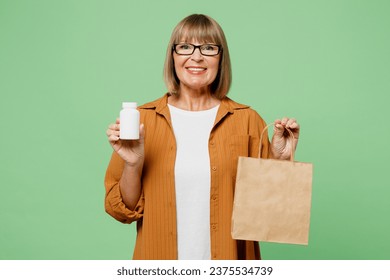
139,93,250,113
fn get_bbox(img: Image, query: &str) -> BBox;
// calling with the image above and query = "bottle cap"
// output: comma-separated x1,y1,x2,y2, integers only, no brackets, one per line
122,102,137,108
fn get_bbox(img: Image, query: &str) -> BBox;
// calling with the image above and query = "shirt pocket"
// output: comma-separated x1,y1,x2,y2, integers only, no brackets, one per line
228,135,250,180
229,135,250,158
228,135,262,181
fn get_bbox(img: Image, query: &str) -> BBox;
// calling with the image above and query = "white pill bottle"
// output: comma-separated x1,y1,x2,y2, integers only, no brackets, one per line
119,102,139,140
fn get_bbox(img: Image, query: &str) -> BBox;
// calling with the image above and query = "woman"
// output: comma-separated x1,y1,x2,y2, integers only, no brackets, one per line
105,14,300,260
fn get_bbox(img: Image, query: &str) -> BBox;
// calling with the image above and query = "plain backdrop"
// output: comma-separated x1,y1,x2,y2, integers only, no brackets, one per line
1,0,389,259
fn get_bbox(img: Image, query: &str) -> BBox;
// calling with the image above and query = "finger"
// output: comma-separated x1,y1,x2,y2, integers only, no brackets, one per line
108,123,120,131
281,117,289,125
106,128,120,137
285,118,296,128
273,123,285,136
274,123,284,130
108,134,120,142
289,121,300,130
273,119,283,130
285,118,300,133
139,123,145,139
273,119,282,129
116,118,120,124
274,119,281,124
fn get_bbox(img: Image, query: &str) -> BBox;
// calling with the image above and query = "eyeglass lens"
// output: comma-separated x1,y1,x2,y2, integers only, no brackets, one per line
174,44,220,56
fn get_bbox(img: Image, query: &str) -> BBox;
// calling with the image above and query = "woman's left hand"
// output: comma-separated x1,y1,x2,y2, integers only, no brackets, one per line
270,117,300,160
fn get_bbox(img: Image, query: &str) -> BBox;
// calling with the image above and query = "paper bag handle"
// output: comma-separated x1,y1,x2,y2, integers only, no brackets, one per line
258,123,295,161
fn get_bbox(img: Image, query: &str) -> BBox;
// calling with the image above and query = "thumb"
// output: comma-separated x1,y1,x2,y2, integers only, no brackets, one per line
273,123,285,137
139,123,145,140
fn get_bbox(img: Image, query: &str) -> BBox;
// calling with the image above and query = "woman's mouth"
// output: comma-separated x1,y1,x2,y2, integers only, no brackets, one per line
185,67,207,74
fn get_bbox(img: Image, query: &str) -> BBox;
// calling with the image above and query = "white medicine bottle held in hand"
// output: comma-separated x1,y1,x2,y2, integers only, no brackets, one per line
120,102,140,140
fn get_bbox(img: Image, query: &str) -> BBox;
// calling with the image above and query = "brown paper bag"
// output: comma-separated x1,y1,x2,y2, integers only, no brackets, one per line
231,124,313,245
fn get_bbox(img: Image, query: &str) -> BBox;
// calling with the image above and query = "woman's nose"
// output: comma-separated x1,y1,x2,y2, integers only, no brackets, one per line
191,48,204,61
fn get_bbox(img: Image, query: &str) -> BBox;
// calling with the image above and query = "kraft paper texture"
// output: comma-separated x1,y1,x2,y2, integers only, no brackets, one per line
232,156,313,245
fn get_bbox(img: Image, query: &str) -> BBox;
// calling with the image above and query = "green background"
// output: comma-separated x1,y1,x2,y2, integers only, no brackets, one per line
1,0,389,260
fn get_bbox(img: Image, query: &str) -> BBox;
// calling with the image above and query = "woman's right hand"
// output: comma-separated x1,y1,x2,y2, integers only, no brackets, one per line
106,118,145,166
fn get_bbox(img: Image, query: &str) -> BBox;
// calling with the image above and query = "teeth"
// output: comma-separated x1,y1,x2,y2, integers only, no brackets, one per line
187,67,206,71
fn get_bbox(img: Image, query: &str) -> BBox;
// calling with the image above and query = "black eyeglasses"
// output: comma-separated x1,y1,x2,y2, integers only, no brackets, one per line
173,43,221,56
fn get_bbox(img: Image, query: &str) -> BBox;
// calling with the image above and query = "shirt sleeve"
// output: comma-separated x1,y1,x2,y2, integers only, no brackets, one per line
104,151,144,224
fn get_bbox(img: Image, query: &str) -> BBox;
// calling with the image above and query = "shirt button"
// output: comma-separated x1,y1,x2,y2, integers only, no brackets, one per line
212,195,217,201
210,141,215,145
212,166,217,171
212,224,217,230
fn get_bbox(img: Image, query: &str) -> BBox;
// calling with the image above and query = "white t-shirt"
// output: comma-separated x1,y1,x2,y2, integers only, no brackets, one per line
168,104,219,260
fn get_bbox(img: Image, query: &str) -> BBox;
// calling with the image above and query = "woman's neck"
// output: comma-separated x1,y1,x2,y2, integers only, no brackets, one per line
168,91,220,111
168,88,220,111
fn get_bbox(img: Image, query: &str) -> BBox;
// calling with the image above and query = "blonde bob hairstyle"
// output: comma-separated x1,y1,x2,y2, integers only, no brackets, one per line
163,14,232,99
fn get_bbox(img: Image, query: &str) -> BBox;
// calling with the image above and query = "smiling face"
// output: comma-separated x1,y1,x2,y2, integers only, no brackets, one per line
173,41,220,95
164,14,232,99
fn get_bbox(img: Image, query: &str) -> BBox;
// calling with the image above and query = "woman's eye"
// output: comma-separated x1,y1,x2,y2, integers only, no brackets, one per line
203,45,215,51
179,44,191,49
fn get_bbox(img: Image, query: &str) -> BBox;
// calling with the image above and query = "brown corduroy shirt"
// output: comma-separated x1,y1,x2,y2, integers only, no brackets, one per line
104,94,270,260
